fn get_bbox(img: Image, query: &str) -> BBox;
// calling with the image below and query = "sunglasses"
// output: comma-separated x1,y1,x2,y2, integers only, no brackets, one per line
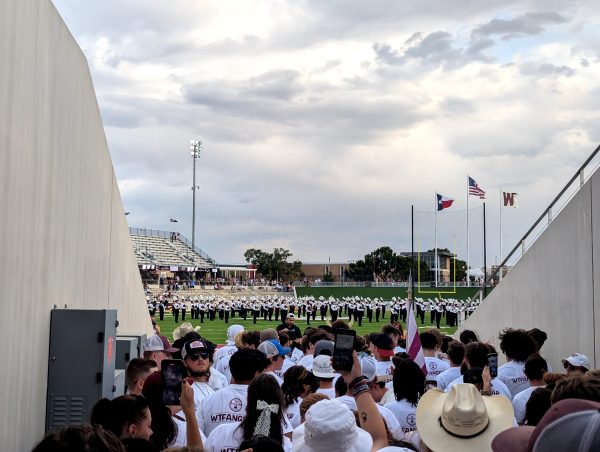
187,352,210,361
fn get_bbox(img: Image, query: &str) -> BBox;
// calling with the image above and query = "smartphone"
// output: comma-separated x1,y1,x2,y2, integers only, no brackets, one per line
487,353,498,378
332,329,356,372
425,380,438,391
161,359,187,405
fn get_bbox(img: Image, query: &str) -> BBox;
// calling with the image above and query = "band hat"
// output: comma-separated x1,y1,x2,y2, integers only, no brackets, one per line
172,322,201,341
417,384,514,452
292,399,373,452
492,399,600,452
561,353,590,370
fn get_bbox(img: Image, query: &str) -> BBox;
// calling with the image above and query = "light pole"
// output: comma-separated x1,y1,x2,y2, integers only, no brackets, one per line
189,139,202,252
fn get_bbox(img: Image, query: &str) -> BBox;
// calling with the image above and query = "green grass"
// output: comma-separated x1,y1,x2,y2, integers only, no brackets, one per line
156,313,458,345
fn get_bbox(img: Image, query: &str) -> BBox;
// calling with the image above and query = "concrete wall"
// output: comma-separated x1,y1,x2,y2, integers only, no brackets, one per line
460,168,599,372
0,0,153,449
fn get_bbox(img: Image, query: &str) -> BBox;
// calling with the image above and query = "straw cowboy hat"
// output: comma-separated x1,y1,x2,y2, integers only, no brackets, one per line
172,322,201,341
416,383,514,452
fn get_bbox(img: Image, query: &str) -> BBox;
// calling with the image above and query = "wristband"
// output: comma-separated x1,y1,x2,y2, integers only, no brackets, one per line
349,376,367,390
480,389,492,396
352,383,370,397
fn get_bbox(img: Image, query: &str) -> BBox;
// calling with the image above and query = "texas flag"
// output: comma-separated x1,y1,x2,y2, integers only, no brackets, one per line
436,193,454,211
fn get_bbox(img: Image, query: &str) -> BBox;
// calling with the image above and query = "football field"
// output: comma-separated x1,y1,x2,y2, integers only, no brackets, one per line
155,313,458,345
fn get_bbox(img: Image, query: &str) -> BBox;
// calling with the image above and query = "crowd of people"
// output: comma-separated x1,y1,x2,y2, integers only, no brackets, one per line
32,313,600,452
147,293,479,328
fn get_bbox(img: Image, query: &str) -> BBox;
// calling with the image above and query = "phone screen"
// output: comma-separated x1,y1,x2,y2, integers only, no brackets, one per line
487,353,498,378
333,329,355,372
336,333,354,351
161,360,186,405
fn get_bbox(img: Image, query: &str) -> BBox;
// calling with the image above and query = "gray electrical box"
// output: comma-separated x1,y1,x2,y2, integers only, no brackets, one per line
45,309,118,432
115,337,139,370
114,369,126,397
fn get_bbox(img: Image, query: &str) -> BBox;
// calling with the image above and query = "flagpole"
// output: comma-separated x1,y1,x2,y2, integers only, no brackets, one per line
499,188,503,282
411,205,415,300
466,175,470,287
434,193,438,287
483,202,487,297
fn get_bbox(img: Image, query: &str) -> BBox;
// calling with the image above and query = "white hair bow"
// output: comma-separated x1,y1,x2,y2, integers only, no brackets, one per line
253,400,279,437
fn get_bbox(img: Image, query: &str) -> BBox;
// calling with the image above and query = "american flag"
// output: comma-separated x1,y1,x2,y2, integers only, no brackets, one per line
468,176,486,199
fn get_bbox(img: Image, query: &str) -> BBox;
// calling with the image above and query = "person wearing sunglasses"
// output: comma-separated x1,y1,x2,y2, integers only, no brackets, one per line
182,339,215,409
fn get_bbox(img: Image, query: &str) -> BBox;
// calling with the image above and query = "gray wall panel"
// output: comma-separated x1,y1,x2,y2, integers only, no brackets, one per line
461,172,597,372
592,173,600,367
0,0,153,449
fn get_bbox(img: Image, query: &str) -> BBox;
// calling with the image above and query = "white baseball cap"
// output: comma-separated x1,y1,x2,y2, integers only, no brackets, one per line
312,355,335,379
360,355,377,383
562,353,591,370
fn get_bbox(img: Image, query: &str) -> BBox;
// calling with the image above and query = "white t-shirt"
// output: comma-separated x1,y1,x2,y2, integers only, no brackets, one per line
336,395,402,438
214,343,237,366
424,357,450,379
446,376,513,400
208,366,229,391
434,366,462,391
197,384,248,436
296,354,314,371
379,388,396,406
290,348,304,363
280,356,296,377
266,370,284,386
285,399,302,429
171,411,207,447
384,398,418,434
375,360,394,379
215,354,233,384
497,361,529,398
191,381,214,410
512,385,543,424
204,421,292,452
316,387,336,399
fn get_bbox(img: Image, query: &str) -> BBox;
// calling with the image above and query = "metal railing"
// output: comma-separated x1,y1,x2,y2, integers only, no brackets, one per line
129,227,218,266
468,143,600,306
295,281,483,288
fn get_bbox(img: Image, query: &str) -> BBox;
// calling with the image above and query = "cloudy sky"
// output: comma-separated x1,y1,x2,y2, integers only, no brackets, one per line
51,0,600,266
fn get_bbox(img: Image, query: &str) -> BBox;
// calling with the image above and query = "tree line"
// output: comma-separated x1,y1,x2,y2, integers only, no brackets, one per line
243,246,467,282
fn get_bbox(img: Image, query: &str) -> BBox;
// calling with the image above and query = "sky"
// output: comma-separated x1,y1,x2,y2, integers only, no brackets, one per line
51,0,600,266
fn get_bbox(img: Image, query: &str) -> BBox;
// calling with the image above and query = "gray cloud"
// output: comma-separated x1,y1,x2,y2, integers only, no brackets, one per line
374,31,491,70
472,12,568,40
520,62,575,77
52,0,600,264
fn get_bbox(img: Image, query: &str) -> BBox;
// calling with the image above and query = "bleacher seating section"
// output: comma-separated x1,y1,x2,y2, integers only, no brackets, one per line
131,234,214,268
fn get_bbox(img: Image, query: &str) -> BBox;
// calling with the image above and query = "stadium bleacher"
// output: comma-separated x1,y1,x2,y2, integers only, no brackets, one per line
130,228,216,269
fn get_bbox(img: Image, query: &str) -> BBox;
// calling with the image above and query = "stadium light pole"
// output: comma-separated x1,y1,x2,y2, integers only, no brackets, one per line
190,139,202,253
